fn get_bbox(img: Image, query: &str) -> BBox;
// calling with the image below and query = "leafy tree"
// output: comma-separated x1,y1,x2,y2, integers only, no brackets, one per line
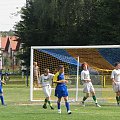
15,0,120,67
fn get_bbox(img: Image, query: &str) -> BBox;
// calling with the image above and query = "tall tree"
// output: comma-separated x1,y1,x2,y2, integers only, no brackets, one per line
15,0,120,66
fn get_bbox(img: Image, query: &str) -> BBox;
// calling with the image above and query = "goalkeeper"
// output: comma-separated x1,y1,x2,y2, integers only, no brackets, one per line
39,68,54,110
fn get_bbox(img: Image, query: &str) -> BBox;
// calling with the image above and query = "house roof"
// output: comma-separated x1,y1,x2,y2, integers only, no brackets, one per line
1,37,9,51
0,36,20,51
9,36,19,51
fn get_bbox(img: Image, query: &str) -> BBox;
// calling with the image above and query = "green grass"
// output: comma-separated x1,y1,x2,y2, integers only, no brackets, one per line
0,84,120,120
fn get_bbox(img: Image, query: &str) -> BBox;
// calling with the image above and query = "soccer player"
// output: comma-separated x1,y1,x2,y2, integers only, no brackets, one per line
53,65,71,114
81,62,101,107
0,70,6,106
33,62,40,88
111,62,120,106
39,68,54,109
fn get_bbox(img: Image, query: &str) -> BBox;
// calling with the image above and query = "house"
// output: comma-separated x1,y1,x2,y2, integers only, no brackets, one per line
0,36,20,70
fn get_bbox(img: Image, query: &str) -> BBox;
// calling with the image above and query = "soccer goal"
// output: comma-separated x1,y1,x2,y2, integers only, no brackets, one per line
30,45,120,102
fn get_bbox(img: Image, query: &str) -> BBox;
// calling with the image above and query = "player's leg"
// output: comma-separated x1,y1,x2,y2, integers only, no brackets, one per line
33,76,37,88
118,92,120,105
116,92,120,105
81,93,89,106
117,83,120,105
0,90,5,105
113,83,120,105
36,76,39,88
57,97,62,113
64,96,71,114
91,91,101,107
42,86,49,109
47,85,54,109
81,84,90,106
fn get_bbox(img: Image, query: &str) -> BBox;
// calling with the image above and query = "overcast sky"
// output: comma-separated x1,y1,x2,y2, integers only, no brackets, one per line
0,0,26,31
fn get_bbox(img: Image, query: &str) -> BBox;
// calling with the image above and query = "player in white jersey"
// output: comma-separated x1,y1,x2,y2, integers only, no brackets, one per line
111,62,120,106
81,62,101,107
39,68,54,109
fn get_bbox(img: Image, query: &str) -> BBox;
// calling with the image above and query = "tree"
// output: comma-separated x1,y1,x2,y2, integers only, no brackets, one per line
15,0,120,67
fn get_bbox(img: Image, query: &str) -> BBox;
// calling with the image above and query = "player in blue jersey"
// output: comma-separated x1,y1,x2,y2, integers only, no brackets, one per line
0,70,6,106
53,65,71,114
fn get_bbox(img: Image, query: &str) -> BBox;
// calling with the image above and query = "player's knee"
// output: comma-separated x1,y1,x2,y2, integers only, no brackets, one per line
57,98,61,103
86,94,90,97
64,97,68,102
64,99,67,102
92,92,95,96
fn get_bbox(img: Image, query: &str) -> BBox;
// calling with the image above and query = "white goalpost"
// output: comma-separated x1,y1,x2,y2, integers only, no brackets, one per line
30,45,120,102
30,46,80,102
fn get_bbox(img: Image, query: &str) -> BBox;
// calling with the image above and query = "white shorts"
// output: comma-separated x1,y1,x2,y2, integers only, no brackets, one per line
83,82,95,93
112,82,120,92
42,85,52,97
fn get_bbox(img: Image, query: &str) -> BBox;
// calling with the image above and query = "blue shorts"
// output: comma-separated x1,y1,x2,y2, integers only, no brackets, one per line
55,85,68,98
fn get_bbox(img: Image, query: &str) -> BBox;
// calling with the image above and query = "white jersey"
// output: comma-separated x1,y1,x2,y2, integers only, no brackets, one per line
81,70,90,81
111,69,120,82
81,70,94,93
39,73,54,87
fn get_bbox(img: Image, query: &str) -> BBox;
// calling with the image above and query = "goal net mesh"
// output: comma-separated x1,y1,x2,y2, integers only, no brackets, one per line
31,47,120,103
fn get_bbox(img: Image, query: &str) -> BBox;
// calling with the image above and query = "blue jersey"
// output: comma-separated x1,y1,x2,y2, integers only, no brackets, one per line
57,73,66,86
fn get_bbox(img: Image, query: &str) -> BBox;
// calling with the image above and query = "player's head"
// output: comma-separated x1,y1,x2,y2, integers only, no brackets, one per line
81,62,89,70
44,68,49,75
58,65,64,73
34,62,37,66
114,62,120,69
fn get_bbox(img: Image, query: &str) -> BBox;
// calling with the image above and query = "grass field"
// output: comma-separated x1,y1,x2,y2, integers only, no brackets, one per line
1,84,120,120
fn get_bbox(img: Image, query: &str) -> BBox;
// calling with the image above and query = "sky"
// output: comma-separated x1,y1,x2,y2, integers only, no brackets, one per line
0,0,26,31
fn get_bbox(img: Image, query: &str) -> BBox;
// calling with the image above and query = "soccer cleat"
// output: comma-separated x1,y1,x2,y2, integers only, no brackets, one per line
96,103,101,107
117,103,120,106
67,110,72,114
81,101,85,107
50,106,54,110
2,104,7,106
43,104,47,109
58,109,61,114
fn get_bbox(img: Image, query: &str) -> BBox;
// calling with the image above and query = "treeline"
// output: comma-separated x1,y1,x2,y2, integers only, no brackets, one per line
15,0,120,66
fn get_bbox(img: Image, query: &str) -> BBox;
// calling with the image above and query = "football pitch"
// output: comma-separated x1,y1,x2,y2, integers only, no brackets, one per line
0,85,120,120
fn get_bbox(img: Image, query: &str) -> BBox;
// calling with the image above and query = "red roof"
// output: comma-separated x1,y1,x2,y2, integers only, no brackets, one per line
1,37,9,50
9,36,19,51
0,36,20,51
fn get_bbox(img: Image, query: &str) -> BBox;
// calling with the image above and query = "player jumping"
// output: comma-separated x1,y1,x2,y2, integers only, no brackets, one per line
81,62,101,107
39,68,54,110
111,62,120,106
53,65,71,114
